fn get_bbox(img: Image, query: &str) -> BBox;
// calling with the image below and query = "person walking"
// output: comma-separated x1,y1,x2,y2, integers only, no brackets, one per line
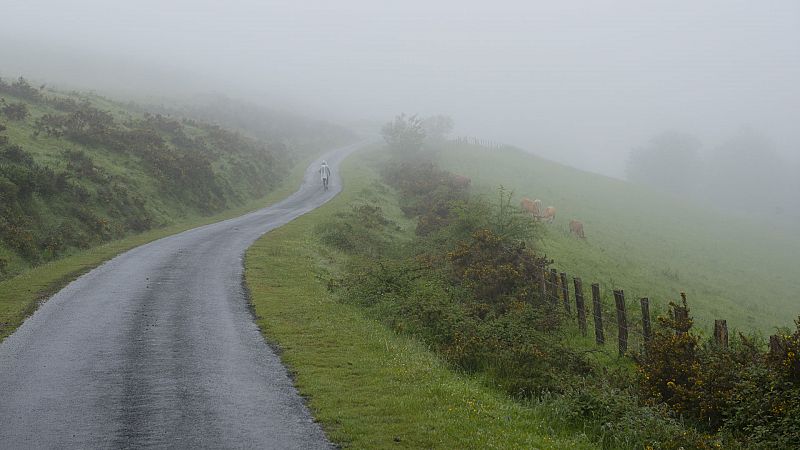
320,160,331,190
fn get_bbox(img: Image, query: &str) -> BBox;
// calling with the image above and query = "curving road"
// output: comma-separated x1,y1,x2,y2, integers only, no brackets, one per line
0,143,361,449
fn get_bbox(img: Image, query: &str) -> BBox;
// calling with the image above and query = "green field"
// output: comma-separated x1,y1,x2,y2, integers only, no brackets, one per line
437,142,800,334
245,151,598,449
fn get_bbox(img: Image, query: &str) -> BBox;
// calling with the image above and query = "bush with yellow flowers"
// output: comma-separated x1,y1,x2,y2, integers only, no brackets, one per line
636,299,800,447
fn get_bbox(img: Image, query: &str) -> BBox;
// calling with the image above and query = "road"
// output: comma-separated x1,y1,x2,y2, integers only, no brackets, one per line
0,143,360,449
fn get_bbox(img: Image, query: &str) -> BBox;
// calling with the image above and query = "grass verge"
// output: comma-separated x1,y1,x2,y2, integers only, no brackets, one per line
0,154,314,341
245,151,596,449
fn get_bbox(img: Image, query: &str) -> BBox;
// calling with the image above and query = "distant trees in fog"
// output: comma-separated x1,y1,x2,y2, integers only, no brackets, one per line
627,128,798,221
381,113,426,156
626,131,702,196
382,113,455,158
421,115,454,142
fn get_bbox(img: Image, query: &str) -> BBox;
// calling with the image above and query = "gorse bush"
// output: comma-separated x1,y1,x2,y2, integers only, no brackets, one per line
0,77,43,102
0,125,135,263
1,101,29,121
635,300,800,447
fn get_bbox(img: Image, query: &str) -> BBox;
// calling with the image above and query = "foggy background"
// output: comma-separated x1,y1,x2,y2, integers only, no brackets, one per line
2,0,798,213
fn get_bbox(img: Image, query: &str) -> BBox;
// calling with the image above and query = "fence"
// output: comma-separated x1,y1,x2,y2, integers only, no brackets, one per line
450,135,789,358
534,263,784,358
453,136,506,150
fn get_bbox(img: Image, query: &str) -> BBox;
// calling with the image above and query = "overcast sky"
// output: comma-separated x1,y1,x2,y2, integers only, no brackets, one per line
3,0,799,176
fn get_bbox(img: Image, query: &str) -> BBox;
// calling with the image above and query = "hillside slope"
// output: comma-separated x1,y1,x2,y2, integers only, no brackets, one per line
438,142,800,333
0,76,350,280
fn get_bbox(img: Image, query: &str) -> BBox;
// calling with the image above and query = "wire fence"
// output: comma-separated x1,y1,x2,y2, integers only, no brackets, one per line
535,263,739,358
451,135,787,360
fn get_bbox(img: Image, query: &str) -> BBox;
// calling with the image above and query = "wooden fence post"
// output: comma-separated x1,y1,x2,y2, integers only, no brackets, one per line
614,290,628,356
573,278,587,337
538,264,547,299
674,305,689,335
559,272,570,313
591,283,604,345
769,335,786,357
714,320,729,349
640,297,652,344
549,269,559,305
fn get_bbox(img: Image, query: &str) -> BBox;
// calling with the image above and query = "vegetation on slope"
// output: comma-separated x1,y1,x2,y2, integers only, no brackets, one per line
436,142,800,333
242,115,798,447
0,75,350,279
312,150,722,448
0,157,312,341
307,140,799,447
245,151,597,449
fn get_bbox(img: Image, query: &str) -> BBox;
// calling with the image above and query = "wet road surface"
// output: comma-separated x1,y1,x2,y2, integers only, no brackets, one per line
0,143,361,449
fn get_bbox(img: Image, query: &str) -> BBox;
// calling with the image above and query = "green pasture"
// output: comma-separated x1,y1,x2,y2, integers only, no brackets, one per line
437,142,800,334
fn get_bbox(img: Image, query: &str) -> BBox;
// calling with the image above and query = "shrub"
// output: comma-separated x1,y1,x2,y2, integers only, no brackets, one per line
381,113,425,157
548,381,727,450
0,77,43,102
34,105,115,144
635,300,800,447
635,298,704,421
720,318,800,448
316,193,399,257
46,96,83,112
1,102,29,120
447,228,543,315
2,144,34,166
63,149,98,179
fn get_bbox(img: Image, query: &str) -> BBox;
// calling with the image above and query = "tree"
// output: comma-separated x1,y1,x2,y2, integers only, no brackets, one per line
381,113,425,157
705,128,787,216
421,115,454,142
626,131,702,195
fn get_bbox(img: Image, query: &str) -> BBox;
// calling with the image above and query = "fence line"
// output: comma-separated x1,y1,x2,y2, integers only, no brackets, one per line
449,133,785,358
453,136,506,150
533,263,768,358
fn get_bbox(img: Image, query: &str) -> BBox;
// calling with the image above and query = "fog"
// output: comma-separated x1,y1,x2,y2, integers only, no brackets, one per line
3,0,799,179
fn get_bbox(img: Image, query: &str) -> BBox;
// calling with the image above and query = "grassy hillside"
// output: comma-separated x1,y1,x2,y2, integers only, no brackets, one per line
0,76,350,280
437,142,800,333
0,156,314,341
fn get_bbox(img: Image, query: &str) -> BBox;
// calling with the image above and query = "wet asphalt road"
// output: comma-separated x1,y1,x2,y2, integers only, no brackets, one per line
0,143,361,449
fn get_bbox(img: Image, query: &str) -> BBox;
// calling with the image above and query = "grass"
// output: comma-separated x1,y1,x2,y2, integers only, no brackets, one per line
2,91,260,228
436,143,800,335
245,149,597,449
0,154,313,341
